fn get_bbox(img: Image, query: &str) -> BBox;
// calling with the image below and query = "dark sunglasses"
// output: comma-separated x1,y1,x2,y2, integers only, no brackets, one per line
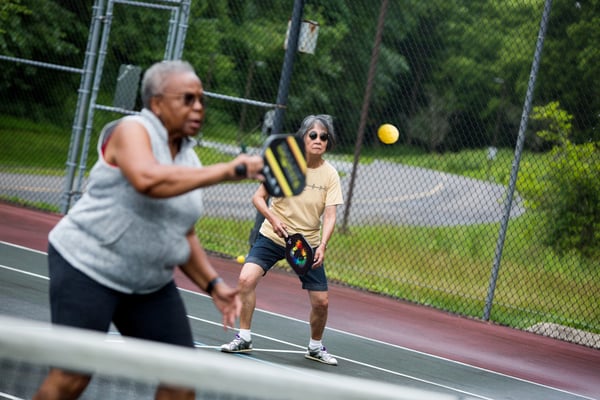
308,131,329,142
160,92,204,107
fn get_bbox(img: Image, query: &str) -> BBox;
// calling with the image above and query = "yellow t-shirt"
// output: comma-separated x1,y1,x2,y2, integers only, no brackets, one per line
259,160,343,247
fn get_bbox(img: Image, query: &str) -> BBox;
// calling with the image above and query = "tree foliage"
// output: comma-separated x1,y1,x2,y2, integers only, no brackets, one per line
0,0,597,148
525,102,599,258
0,0,30,34
538,0,600,143
0,0,86,121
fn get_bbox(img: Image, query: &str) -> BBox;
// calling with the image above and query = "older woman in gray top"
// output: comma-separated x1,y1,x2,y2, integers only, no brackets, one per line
34,60,263,400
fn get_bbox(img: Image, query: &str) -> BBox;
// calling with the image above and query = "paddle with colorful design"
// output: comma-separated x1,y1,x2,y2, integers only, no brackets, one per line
285,233,314,276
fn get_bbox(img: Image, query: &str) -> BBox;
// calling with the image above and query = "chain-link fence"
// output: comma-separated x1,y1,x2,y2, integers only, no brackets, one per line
1,0,598,349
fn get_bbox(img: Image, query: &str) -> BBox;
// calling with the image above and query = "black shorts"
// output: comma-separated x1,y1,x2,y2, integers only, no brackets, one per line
245,234,328,291
47,244,194,348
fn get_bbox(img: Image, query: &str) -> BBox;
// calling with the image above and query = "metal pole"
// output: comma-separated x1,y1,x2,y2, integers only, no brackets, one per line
72,0,116,204
60,0,106,214
248,0,304,247
483,0,553,321
341,0,388,232
271,0,304,135
164,7,179,59
174,0,191,59
238,61,256,145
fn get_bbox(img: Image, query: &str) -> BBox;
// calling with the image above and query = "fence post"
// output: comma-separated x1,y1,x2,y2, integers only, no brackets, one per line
483,0,553,321
60,0,106,214
248,0,304,247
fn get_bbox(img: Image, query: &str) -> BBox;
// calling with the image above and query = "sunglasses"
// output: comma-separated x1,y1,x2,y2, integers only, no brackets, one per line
159,92,204,107
308,131,329,142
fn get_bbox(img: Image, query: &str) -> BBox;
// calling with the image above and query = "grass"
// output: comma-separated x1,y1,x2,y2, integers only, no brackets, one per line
0,116,71,173
195,213,599,333
0,195,61,214
2,115,597,335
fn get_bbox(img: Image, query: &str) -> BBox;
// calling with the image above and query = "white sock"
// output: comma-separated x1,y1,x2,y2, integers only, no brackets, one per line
238,329,252,341
309,339,322,350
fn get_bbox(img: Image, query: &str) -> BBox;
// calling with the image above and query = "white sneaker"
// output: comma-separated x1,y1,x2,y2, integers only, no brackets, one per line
305,346,338,366
220,334,253,353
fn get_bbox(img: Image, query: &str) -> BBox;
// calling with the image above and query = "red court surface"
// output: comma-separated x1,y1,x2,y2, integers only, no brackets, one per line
1,201,598,398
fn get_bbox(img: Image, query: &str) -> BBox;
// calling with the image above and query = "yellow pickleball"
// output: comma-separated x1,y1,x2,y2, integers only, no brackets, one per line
377,124,399,144
236,255,245,264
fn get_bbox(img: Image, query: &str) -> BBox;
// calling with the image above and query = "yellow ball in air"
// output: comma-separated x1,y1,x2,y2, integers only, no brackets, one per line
377,124,399,144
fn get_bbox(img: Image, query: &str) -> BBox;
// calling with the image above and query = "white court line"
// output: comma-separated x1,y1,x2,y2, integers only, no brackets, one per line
197,345,304,354
0,241,47,255
185,313,491,400
0,264,48,280
187,313,308,353
0,391,25,400
180,290,593,400
2,243,593,400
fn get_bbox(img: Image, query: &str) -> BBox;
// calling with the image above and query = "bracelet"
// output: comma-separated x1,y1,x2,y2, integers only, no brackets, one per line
206,277,223,295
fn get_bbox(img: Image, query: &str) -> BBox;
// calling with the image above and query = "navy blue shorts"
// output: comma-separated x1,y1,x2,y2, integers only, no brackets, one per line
47,244,194,348
246,234,328,291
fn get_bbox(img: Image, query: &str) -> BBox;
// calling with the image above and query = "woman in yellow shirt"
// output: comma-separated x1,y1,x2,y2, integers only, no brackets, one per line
221,114,343,365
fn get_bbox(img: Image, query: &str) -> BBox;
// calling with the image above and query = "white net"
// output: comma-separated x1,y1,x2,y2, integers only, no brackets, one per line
0,315,456,400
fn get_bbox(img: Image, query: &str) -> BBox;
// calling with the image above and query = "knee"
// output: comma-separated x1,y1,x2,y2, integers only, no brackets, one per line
238,265,262,293
312,297,329,311
34,370,91,400
59,371,91,397
156,385,195,399
237,274,256,293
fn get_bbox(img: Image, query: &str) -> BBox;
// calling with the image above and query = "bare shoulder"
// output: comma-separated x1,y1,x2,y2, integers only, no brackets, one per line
111,118,151,145
104,117,152,166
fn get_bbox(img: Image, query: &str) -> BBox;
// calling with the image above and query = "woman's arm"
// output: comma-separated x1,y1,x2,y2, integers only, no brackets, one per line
252,184,287,238
313,205,337,268
104,119,263,198
179,229,241,330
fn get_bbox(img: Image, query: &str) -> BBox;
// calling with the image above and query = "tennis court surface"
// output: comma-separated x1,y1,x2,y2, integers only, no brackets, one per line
1,202,599,399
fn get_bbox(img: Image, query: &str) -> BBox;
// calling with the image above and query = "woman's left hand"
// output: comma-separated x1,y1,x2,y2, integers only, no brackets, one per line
312,244,326,268
210,283,242,330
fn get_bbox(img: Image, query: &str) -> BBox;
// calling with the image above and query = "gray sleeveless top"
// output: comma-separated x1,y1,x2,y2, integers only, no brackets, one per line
49,109,204,294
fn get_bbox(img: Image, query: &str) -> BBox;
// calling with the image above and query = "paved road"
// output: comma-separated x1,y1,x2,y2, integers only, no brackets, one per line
1,157,524,227
1,138,525,225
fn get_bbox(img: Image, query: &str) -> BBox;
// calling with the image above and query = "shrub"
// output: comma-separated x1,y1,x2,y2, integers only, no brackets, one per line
526,102,599,259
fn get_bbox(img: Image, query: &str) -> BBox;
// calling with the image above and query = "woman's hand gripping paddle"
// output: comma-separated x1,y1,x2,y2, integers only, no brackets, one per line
235,134,307,197
285,233,313,276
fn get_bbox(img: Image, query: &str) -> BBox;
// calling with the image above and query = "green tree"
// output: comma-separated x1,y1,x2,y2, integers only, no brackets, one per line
0,0,29,34
430,0,543,150
527,102,599,259
539,0,600,143
0,0,85,122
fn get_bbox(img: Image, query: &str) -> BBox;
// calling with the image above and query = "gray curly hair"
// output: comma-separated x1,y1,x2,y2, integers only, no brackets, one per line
140,60,196,109
295,114,336,151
